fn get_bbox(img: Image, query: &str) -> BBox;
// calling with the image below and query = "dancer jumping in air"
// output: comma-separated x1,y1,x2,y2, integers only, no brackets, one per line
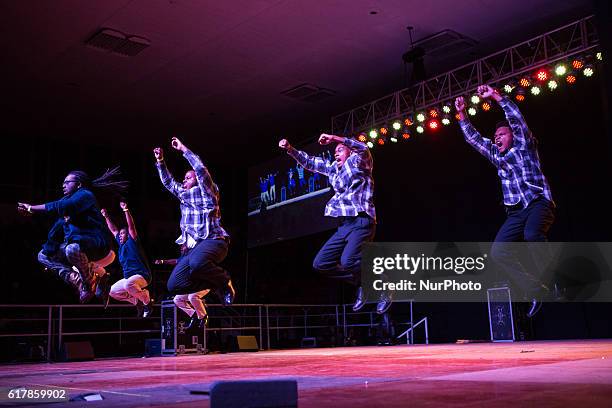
154,137,235,329
101,202,153,317
18,168,128,303
279,134,388,313
456,84,555,317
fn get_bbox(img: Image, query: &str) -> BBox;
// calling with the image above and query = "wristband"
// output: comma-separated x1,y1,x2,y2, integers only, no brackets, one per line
123,208,129,212
27,205,32,214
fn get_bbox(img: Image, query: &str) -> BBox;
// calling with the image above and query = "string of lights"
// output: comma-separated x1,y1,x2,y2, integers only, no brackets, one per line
331,16,601,148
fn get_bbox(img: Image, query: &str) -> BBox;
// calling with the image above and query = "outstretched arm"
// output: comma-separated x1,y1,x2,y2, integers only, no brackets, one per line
100,208,119,236
455,96,496,164
154,147,182,197
120,202,137,239
477,84,532,149
171,137,217,197
17,202,46,216
278,139,331,176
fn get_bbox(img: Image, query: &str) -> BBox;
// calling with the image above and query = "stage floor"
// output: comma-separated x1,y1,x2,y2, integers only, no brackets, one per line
1,339,612,407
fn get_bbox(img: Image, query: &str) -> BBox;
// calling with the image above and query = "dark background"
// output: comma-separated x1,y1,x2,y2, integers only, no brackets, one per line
2,74,611,343
1,1,611,345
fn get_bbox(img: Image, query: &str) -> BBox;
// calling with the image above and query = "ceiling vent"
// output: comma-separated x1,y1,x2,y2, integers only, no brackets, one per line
412,29,477,58
281,83,336,103
85,28,150,57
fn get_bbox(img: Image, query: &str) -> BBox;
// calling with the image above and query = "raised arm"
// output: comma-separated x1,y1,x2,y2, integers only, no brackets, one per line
477,85,533,149
100,208,119,236
154,147,182,197
278,139,331,176
455,96,496,164
170,137,217,197
120,202,137,239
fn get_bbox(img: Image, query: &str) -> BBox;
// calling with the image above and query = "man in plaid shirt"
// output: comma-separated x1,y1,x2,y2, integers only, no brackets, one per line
456,84,555,318
154,137,234,326
279,133,390,314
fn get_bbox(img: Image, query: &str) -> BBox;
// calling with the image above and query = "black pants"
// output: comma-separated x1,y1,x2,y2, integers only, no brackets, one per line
491,197,555,297
167,239,230,295
313,213,376,286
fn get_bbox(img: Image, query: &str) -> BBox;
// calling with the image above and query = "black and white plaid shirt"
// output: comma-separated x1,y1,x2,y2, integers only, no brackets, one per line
288,138,376,221
460,96,554,208
157,150,229,245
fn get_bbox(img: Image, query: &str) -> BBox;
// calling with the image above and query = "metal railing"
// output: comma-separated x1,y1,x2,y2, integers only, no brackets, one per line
0,300,425,362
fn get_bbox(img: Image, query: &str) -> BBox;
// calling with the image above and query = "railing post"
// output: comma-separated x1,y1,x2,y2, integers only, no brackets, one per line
258,306,263,350
266,305,270,350
47,306,52,362
58,306,63,354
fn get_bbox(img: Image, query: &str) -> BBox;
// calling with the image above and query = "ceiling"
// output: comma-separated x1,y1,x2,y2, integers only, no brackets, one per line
0,0,592,163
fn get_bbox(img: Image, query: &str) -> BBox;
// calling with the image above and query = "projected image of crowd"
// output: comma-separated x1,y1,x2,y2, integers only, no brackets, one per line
254,149,334,211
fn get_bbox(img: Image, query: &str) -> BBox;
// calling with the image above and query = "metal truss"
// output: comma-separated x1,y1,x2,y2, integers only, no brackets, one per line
331,15,599,135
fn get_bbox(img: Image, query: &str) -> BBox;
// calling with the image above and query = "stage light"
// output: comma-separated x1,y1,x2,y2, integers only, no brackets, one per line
402,132,411,140
503,83,514,93
519,77,530,87
547,79,558,90
390,136,398,143
555,64,567,76
442,104,452,114
358,133,367,142
380,127,388,135
441,117,451,126
392,121,402,131
571,58,584,70
455,113,462,121
369,130,378,138
535,69,549,82
404,117,414,126
481,102,491,111
583,65,594,77
596,52,603,61
467,107,477,116
377,138,385,145
416,125,424,134
530,86,541,96
566,74,577,84
416,112,426,122
428,119,440,130
429,108,439,118
515,94,525,102
367,141,374,148
470,95,480,104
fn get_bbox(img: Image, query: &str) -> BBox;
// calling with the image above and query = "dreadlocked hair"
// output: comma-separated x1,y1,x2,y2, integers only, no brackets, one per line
69,166,129,196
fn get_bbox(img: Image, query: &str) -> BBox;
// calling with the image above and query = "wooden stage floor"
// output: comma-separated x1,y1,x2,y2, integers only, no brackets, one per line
1,339,612,407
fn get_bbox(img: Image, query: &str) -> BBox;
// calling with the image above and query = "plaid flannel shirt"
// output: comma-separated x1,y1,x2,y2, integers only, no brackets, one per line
157,149,229,245
460,96,554,208
287,138,376,221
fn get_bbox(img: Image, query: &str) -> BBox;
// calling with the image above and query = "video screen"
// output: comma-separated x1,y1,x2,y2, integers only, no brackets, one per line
247,141,339,247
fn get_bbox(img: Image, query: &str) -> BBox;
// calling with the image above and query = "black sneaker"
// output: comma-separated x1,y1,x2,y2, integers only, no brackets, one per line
136,301,144,318
219,280,236,306
185,314,207,330
142,300,154,318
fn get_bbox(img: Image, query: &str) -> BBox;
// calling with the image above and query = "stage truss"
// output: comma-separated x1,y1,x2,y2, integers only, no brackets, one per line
331,16,599,135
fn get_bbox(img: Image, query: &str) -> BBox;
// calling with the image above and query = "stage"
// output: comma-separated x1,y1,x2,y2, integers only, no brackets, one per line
1,339,612,407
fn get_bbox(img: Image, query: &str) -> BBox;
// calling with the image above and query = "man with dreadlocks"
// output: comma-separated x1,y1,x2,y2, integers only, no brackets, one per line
18,167,128,303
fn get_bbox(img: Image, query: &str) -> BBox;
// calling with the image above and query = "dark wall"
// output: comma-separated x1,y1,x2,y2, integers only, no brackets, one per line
1,74,610,342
